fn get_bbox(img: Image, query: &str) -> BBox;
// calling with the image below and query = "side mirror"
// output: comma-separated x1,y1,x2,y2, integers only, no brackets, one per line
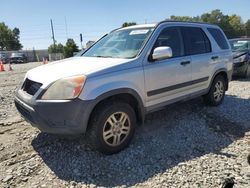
152,46,173,61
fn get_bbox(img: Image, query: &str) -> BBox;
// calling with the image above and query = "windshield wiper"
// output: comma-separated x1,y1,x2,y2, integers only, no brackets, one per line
94,55,113,58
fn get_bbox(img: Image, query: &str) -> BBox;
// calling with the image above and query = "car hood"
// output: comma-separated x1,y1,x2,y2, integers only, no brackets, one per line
26,57,130,88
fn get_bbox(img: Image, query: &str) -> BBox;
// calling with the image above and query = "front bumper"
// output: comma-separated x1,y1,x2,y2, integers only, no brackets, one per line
14,90,95,135
233,61,248,76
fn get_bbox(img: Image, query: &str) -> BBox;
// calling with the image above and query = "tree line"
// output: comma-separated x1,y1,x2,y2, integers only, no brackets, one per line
48,39,79,58
123,10,250,39
0,22,22,51
168,9,250,39
122,10,250,39
0,21,79,57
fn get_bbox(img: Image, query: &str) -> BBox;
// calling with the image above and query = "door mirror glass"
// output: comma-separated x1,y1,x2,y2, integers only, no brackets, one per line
152,46,173,60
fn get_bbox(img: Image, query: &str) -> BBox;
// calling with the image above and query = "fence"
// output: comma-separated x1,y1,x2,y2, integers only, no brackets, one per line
49,53,64,61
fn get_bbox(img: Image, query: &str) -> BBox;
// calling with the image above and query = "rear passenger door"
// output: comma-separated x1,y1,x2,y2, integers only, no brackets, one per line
181,27,212,91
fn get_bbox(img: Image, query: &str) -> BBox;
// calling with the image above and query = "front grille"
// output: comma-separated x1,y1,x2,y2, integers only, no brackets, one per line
22,78,42,96
15,101,34,123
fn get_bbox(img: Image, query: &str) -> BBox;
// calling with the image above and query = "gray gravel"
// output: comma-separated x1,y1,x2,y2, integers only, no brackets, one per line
0,62,250,188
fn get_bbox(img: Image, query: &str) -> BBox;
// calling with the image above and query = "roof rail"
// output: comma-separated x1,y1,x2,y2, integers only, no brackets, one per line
156,20,217,27
110,20,217,34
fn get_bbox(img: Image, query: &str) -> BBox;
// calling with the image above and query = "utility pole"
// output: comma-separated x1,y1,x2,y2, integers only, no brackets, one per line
50,19,56,47
80,33,83,49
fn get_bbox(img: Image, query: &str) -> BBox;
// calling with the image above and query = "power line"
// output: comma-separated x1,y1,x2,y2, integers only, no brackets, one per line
19,34,102,40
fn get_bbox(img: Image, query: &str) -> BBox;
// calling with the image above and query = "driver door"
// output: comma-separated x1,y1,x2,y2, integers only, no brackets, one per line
143,26,192,109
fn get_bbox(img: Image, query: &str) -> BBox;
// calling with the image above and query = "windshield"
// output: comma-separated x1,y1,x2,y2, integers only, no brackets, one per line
82,28,154,59
74,49,86,57
230,40,250,51
11,53,24,57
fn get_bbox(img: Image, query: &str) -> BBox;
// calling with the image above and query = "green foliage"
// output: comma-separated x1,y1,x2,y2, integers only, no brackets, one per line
245,20,250,36
63,39,79,58
228,14,245,37
0,22,22,50
168,9,249,38
48,43,64,54
122,22,137,28
48,39,79,58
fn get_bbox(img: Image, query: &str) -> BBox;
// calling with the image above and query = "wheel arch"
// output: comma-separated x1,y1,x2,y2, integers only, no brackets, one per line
210,69,230,91
86,88,145,131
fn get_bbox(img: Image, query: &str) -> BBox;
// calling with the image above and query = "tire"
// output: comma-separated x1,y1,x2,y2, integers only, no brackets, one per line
203,75,226,106
85,101,136,155
243,63,250,78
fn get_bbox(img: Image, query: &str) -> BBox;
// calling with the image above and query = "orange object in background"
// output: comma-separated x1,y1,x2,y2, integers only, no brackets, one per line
0,61,5,72
43,58,48,64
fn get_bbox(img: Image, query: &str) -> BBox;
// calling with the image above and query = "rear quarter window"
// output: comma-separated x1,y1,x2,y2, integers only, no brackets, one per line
207,28,229,50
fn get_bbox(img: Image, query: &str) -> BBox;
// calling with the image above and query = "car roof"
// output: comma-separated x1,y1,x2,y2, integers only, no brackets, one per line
117,24,156,31
116,20,218,32
158,20,217,27
11,52,24,56
12,52,23,54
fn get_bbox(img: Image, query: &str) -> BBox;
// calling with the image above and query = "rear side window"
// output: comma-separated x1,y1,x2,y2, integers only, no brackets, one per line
207,28,229,50
181,27,211,55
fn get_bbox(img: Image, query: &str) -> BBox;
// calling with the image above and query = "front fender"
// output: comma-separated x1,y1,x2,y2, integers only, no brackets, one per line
81,87,146,126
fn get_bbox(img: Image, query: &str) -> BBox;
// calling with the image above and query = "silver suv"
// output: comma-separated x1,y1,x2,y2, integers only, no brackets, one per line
15,21,233,154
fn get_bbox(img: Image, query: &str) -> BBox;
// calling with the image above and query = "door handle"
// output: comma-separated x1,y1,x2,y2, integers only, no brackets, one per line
180,61,191,66
211,56,219,60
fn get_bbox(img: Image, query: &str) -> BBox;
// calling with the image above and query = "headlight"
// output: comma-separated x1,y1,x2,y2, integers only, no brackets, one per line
234,54,246,63
41,75,86,100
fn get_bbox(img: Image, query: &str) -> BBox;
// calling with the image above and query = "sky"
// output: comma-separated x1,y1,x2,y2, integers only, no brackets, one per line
1,0,250,50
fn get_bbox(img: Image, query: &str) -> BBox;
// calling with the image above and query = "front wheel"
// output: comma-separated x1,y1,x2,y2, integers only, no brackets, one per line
203,75,226,106
86,101,136,154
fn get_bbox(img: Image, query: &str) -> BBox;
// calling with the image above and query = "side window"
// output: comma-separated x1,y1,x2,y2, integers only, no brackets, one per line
182,27,211,55
207,28,229,50
154,27,183,58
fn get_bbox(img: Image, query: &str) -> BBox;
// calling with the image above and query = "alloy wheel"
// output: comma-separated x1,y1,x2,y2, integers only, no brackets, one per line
213,80,224,102
102,112,131,147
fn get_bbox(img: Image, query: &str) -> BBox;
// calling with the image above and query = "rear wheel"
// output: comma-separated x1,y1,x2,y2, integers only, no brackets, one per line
86,101,136,154
203,75,226,106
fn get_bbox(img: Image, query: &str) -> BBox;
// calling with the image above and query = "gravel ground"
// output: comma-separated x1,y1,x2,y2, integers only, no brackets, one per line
0,62,249,188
